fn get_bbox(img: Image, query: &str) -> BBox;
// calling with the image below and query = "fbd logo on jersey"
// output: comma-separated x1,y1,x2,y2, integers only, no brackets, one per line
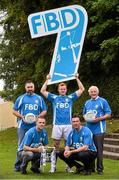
28,5,88,84
35,100,38,104
95,104,99,109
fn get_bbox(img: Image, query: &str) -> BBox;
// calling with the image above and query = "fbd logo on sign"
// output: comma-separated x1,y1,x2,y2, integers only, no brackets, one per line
28,5,88,85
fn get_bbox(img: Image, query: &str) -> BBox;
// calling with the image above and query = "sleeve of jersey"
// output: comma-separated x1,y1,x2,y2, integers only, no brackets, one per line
47,93,57,102
83,128,92,147
66,132,72,147
68,92,78,102
103,99,111,115
40,96,47,111
43,130,48,145
13,97,21,110
23,131,33,147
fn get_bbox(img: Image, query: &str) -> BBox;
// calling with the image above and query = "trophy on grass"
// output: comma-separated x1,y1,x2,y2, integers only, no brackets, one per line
40,146,56,172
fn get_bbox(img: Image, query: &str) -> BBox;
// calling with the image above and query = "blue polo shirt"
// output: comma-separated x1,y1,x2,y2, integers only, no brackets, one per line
83,96,111,134
18,127,48,152
66,126,96,151
47,92,78,125
13,93,47,129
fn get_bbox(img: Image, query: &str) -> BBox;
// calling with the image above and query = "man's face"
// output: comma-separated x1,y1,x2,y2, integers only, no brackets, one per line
25,83,34,95
58,85,67,96
89,88,98,99
36,118,45,131
72,117,81,129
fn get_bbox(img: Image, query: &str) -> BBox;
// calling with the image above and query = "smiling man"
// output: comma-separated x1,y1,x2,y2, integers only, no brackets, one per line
58,114,97,175
17,117,48,174
83,86,111,175
41,74,84,172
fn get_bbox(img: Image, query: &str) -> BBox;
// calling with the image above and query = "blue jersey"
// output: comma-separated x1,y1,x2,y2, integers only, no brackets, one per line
47,92,78,125
66,126,96,151
18,127,48,152
13,93,47,129
83,96,111,134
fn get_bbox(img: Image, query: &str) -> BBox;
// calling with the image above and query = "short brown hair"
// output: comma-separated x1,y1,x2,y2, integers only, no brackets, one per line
72,114,80,119
25,80,34,85
58,82,67,88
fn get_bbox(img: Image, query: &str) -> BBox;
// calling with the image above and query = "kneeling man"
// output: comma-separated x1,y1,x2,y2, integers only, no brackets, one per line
58,114,97,175
17,117,48,174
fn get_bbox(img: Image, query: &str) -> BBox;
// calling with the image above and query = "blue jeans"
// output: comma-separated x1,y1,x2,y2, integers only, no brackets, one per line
14,128,28,170
18,151,41,170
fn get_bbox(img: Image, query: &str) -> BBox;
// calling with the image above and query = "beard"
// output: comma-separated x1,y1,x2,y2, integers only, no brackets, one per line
27,90,34,95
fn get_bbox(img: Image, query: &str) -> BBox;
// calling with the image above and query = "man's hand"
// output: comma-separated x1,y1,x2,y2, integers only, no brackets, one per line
46,74,51,80
64,150,72,158
38,146,44,153
74,73,79,79
22,116,29,124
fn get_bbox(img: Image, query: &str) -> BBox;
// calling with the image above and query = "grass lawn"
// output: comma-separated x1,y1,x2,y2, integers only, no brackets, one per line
0,120,119,179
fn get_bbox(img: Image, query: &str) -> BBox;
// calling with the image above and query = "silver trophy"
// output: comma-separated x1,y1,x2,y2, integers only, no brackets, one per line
40,146,56,172
84,111,96,122
24,113,36,124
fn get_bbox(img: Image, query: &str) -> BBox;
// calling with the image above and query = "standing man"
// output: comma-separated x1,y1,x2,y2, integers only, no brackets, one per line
13,80,47,171
58,114,97,175
18,117,48,174
83,86,111,175
41,74,85,172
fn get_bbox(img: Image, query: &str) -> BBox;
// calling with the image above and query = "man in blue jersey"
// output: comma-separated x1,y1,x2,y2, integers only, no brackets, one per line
58,114,97,175
83,86,111,175
41,74,85,172
17,117,48,174
13,80,47,171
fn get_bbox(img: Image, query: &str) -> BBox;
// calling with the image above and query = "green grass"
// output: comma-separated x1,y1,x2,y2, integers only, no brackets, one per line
0,121,119,179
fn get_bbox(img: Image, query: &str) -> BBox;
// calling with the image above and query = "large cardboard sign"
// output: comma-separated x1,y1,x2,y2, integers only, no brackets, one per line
28,5,88,84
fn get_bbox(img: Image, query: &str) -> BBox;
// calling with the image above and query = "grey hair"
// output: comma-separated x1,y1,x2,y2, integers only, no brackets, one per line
88,86,99,94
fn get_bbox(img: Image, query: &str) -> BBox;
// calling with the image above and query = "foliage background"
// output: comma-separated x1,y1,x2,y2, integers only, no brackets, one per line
0,0,119,121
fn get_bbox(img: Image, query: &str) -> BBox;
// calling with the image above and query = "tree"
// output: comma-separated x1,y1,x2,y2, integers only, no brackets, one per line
0,0,119,117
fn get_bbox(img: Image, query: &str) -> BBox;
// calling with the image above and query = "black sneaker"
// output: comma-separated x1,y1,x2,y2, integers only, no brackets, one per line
98,171,103,175
84,170,91,175
14,167,20,172
75,166,84,174
30,167,40,174
20,166,27,174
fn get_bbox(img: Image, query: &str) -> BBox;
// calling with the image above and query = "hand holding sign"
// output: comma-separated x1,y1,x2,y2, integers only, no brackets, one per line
46,74,51,80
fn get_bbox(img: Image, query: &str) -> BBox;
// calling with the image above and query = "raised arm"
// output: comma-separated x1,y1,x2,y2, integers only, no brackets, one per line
75,74,85,97
40,75,50,98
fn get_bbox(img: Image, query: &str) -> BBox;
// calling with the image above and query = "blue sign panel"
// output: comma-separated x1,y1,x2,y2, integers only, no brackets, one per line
28,5,88,85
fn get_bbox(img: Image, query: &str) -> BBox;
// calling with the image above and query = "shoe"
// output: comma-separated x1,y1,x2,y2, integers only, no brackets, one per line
98,171,103,175
30,167,40,174
65,166,74,173
14,167,20,172
20,166,27,174
84,170,91,175
49,167,56,173
75,166,84,174
91,168,95,172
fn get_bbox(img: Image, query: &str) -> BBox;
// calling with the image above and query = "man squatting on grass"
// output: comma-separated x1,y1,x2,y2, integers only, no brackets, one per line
41,74,85,172
58,114,97,175
17,117,48,174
